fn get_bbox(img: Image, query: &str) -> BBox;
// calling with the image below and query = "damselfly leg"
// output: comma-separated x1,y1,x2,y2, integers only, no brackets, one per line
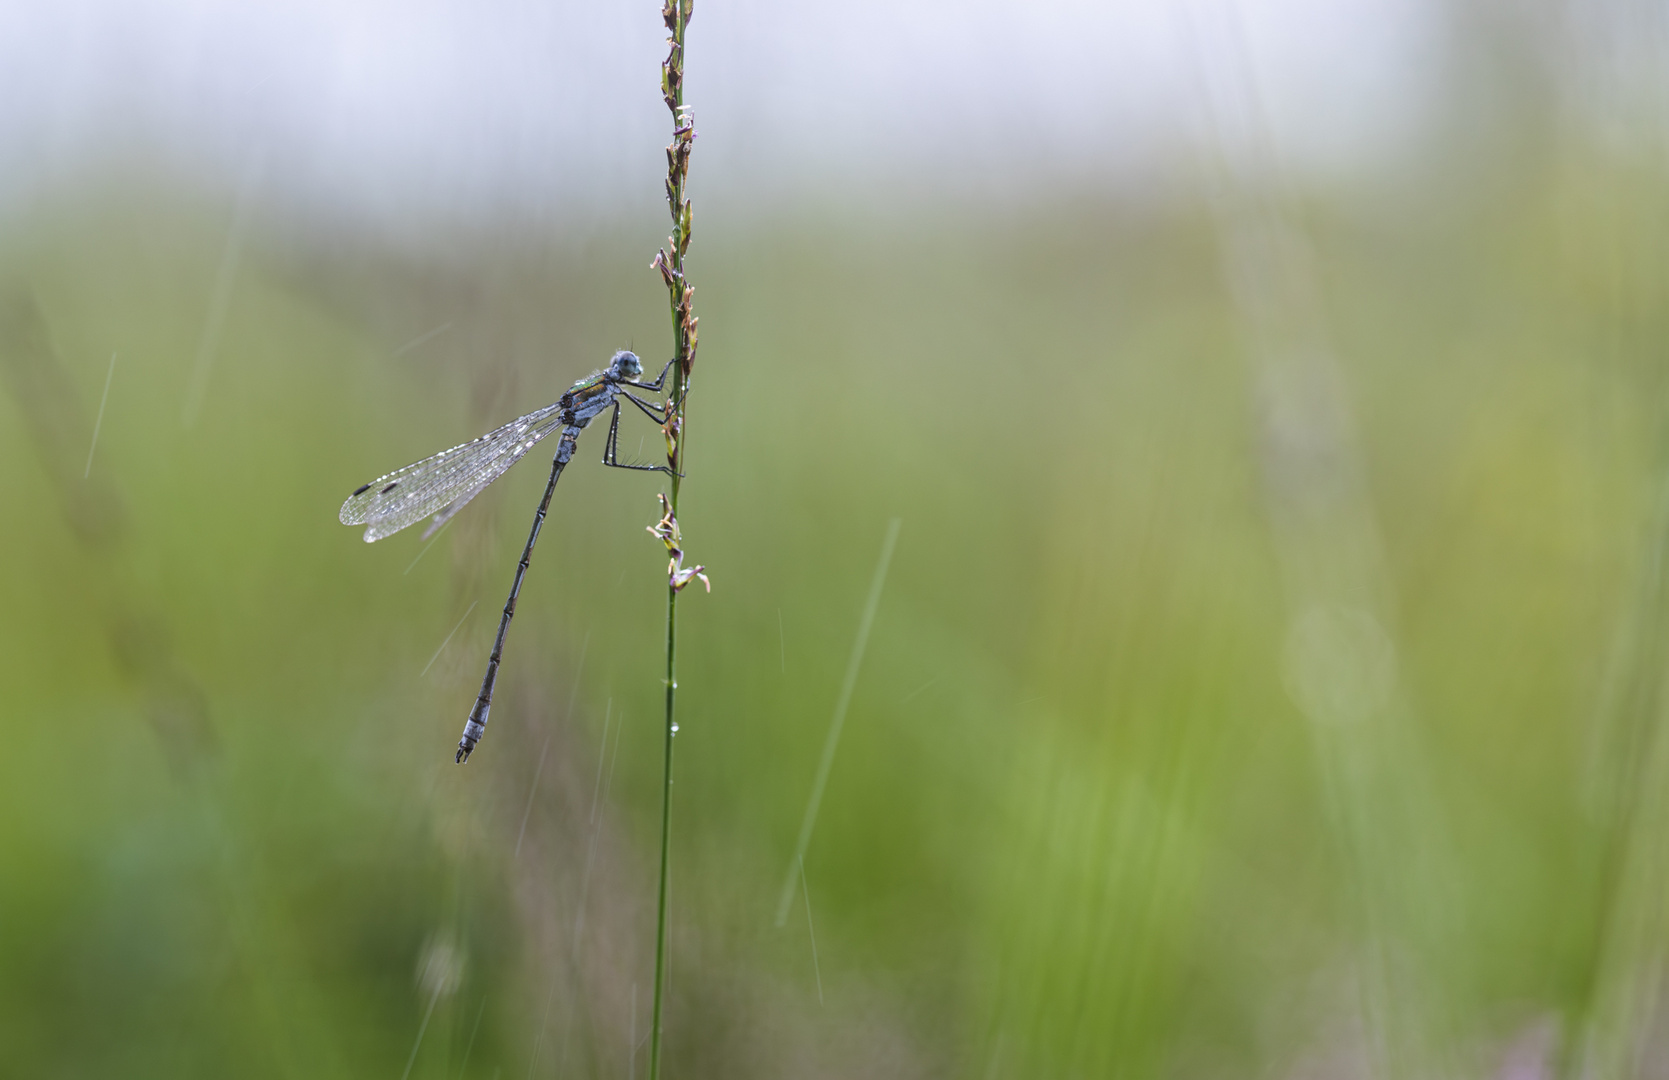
622,390,671,422
602,398,680,476
621,358,676,393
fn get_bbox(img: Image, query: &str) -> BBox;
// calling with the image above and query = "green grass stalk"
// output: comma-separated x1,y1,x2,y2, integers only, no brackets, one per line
649,0,698,1076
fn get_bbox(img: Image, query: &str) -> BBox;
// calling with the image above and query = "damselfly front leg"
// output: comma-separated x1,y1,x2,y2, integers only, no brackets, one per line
620,357,676,393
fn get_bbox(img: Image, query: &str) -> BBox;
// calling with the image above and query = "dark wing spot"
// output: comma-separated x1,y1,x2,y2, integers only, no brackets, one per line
380,482,399,495
353,483,372,496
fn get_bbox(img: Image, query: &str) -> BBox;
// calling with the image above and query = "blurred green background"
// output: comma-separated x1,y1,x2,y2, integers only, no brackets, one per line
4,1,1669,1077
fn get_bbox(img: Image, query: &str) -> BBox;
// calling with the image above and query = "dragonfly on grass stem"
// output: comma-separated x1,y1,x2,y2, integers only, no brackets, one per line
341,350,677,762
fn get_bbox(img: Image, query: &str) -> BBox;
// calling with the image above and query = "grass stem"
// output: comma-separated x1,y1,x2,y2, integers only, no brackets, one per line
649,0,698,1076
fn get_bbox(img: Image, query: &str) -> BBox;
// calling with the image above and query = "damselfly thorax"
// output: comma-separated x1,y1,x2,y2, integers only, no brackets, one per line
340,349,677,762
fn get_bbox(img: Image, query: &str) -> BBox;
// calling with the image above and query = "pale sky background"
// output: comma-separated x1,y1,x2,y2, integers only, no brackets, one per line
0,0,1607,228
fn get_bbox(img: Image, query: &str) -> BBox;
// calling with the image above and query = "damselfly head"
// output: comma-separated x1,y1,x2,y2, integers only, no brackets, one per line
610,350,643,380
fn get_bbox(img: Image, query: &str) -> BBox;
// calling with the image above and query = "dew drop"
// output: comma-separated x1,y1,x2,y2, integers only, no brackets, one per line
671,722,680,735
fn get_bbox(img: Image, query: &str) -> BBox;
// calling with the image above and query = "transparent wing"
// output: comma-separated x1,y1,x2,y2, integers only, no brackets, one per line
340,403,568,542
416,436,545,541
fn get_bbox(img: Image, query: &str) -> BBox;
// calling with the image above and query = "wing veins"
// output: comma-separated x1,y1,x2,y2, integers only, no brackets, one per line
339,403,567,541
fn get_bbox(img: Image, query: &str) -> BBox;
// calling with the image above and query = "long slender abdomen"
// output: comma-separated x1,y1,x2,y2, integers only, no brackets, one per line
457,427,582,762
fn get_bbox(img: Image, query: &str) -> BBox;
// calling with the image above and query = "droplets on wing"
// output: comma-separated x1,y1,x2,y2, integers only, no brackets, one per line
340,403,567,542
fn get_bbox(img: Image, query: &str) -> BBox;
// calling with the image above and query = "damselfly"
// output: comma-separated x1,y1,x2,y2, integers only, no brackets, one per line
341,350,676,763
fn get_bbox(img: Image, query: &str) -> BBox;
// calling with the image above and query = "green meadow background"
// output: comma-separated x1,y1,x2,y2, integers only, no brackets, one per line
5,28,1669,1080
